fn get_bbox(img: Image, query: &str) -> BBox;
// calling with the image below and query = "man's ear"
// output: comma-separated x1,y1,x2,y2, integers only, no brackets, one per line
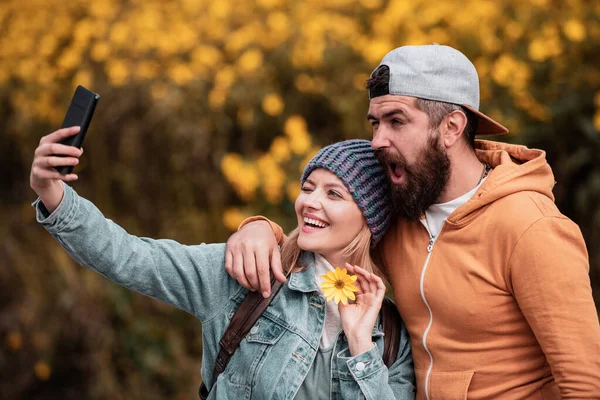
440,110,468,148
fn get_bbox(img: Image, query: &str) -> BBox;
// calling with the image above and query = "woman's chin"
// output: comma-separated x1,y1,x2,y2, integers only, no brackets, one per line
297,236,322,253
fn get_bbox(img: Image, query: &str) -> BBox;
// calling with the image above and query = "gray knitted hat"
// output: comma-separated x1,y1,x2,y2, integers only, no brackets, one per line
301,139,391,246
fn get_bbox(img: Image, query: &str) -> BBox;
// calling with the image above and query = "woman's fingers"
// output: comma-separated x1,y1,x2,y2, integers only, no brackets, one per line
36,142,83,158
32,166,78,182
354,273,366,295
43,156,80,168
40,126,80,146
344,262,356,275
352,265,385,300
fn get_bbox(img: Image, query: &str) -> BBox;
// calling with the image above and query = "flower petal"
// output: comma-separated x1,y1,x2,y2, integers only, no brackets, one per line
327,270,337,281
348,274,358,283
343,287,356,300
346,283,359,292
334,291,342,304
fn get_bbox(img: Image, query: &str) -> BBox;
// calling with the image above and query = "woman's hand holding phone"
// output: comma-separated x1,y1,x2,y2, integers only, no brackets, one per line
30,126,83,213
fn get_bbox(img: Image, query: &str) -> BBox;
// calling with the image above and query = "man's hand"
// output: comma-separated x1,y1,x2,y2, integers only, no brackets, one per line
30,126,83,213
225,220,286,298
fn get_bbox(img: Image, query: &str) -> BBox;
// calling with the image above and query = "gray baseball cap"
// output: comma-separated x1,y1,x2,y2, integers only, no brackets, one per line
369,44,508,135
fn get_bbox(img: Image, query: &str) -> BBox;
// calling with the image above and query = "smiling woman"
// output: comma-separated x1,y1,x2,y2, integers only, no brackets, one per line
30,131,415,399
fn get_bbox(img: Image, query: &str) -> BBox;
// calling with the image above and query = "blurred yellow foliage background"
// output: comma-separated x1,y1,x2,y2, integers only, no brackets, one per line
1,0,599,398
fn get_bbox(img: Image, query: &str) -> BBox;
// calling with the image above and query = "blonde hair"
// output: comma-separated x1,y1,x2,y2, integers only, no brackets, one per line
280,223,386,281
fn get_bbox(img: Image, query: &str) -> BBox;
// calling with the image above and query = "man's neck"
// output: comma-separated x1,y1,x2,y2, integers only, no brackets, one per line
437,148,484,204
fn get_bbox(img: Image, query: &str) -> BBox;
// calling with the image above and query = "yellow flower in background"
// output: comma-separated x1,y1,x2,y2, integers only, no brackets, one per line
237,48,264,74
563,19,586,42
321,267,359,305
262,93,284,116
269,136,291,162
286,182,301,202
284,115,308,137
289,131,311,155
223,207,247,231
6,331,23,351
34,361,51,381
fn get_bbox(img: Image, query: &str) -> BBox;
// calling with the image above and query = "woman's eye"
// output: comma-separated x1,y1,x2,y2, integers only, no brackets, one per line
301,186,313,193
328,190,342,198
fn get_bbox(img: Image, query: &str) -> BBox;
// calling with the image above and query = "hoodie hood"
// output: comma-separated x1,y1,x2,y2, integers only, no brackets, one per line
447,140,556,224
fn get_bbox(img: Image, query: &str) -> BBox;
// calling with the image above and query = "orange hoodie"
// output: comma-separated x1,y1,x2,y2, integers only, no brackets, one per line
380,140,600,399
242,140,600,399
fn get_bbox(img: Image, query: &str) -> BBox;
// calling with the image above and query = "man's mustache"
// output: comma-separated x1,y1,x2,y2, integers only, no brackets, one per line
374,149,407,170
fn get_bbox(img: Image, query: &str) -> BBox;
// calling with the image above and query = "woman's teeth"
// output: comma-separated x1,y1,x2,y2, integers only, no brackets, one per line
303,217,328,228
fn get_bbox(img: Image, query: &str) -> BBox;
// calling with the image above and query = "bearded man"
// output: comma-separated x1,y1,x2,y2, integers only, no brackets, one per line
224,45,600,399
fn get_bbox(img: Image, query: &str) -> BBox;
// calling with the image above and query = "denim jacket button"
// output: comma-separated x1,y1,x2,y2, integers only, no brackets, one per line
249,326,259,335
355,362,366,371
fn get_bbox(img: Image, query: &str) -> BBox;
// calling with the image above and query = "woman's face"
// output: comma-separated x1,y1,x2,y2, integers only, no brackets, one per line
295,168,366,265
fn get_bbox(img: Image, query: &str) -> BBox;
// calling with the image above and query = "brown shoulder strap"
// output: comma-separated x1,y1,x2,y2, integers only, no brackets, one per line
199,277,285,399
381,296,402,368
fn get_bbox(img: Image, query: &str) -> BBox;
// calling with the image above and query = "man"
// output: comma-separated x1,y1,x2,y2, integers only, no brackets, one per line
225,45,600,399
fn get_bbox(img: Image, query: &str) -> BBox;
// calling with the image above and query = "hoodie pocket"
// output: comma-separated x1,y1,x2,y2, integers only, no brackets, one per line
415,368,474,400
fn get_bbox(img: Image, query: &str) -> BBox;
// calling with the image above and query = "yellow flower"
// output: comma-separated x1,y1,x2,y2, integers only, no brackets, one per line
563,19,586,42
34,361,51,381
321,267,359,305
223,207,247,232
262,93,284,116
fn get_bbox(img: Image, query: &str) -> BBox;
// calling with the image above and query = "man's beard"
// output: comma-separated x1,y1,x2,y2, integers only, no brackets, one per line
375,131,451,222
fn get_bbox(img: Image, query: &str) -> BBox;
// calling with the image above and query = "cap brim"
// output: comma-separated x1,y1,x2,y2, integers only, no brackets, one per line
463,105,509,136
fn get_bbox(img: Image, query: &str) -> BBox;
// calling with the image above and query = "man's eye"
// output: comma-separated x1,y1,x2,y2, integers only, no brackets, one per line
392,119,404,125
370,121,379,128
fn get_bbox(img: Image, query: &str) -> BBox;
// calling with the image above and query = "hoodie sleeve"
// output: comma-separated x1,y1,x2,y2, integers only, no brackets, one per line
508,216,600,398
238,216,285,245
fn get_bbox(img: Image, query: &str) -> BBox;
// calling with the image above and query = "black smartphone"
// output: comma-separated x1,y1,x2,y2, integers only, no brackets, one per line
55,85,100,175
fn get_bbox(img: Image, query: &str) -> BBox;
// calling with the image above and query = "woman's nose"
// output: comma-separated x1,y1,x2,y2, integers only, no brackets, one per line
302,191,323,209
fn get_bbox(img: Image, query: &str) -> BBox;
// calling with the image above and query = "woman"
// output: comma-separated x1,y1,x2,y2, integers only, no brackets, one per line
30,126,415,399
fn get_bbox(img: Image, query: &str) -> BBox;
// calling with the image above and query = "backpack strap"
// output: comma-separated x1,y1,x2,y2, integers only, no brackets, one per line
381,296,402,368
199,277,285,400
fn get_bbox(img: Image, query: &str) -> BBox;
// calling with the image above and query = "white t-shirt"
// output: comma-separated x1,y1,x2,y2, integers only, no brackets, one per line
422,176,488,238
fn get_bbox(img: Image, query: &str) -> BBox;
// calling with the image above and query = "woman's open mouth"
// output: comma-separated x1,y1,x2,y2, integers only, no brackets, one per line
302,216,330,233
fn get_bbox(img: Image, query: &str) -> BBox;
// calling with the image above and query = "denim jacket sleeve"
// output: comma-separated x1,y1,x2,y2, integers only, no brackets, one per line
32,183,238,323
335,322,415,400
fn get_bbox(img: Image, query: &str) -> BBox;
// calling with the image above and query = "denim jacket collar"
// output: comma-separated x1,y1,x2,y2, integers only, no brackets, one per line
286,251,319,293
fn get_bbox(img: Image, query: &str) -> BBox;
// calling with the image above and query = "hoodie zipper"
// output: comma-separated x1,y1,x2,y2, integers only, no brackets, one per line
420,234,436,400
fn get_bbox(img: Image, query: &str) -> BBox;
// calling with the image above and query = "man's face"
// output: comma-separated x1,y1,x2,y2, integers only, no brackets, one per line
368,95,451,221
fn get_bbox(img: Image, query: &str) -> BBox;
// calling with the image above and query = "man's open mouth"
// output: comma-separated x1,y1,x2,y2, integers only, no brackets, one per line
389,162,404,182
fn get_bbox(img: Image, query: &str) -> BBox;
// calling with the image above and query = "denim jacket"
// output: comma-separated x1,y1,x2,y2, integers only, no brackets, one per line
33,184,415,400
